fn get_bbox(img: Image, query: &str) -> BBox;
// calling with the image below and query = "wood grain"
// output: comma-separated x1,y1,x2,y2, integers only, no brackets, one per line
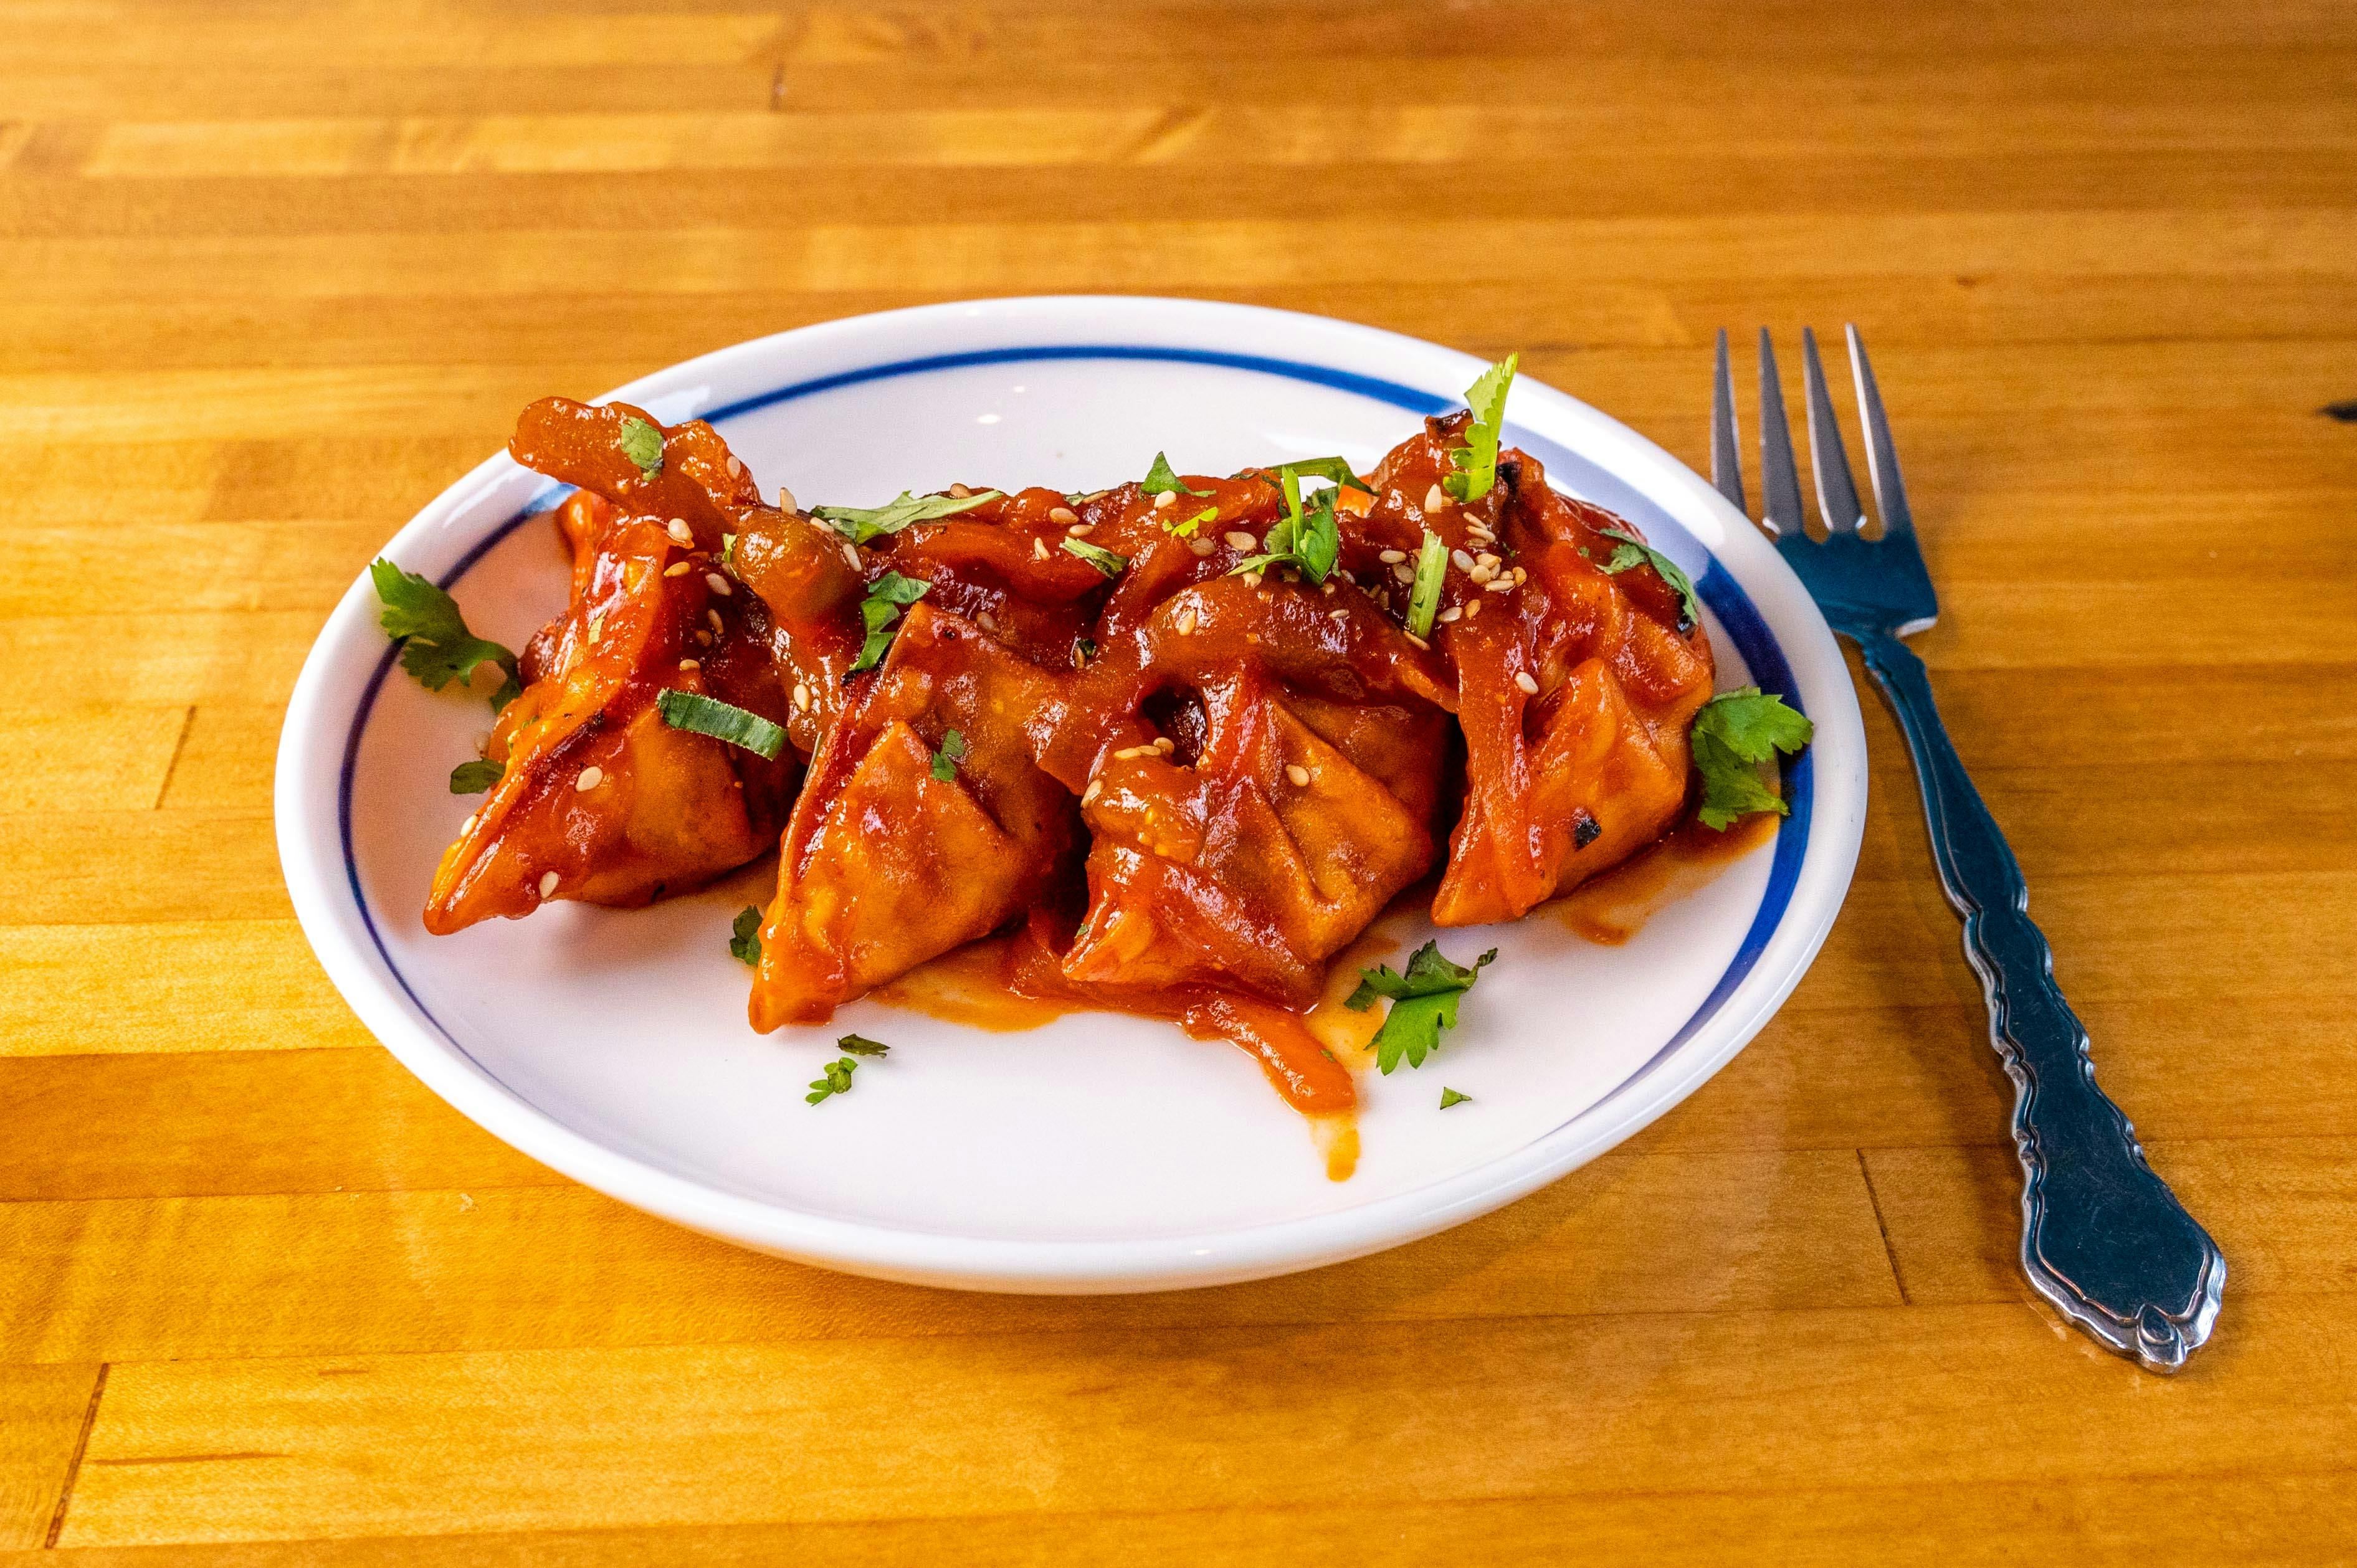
4,0,2354,1559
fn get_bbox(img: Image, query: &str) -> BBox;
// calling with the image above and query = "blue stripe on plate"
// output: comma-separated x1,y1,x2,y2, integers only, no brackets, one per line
340,344,1810,1119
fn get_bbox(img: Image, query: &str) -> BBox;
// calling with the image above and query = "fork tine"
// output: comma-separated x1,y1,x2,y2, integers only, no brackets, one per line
1756,330,1806,538
1845,323,1915,537
1801,327,1867,534
1710,328,1745,513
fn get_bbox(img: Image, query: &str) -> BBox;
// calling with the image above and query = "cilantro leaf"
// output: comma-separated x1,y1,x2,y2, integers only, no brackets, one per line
1440,1088,1471,1109
1060,537,1128,578
655,690,786,759
1345,940,1498,1074
849,571,929,675
617,416,664,478
369,558,523,713
806,1057,859,1105
930,728,967,782
1233,465,1343,584
836,1033,890,1057
729,905,763,966
811,490,1001,545
1690,687,1814,829
1141,451,1209,498
449,759,503,795
1166,503,1219,539
1595,526,1702,634
1442,353,1518,502
1406,530,1447,639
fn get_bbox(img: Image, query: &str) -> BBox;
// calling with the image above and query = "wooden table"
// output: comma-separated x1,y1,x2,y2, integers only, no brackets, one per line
5,1,2354,1559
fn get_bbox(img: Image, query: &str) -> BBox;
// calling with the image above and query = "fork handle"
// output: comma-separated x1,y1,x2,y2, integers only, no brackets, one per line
1852,630,2225,1372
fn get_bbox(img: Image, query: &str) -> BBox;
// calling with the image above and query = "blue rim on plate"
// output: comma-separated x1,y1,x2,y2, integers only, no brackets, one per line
337,344,1809,1123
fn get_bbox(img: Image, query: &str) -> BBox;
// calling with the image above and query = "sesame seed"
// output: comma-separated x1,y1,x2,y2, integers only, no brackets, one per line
1224,530,1258,551
1112,744,1153,761
976,611,997,632
1242,569,1265,588
1437,605,1462,623
1153,736,1174,754
793,682,811,711
1033,536,1050,561
1189,537,1216,557
778,487,799,514
576,766,604,791
1285,764,1310,787
1393,563,1416,585
1047,505,1078,525
1466,599,1482,619
1425,482,1447,512
696,629,713,646
1484,578,1516,593
1451,548,1477,573
1083,779,1102,804
1512,566,1526,584
1467,522,1495,541
664,561,690,577
705,572,731,596
1175,607,1198,636
1320,579,1336,596
1469,562,1497,584
726,455,743,478
1153,491,1175,510
1475,552,1501,570
1378,549,1407,564
1404,632,1430,651
1067,522,1093,536
707,609,725,634
667,519,692,544
678,658,700,672
1514,671,1540,695
460,814,479,835
949,483,972,498
538,871,559,900
1330,609,1348,622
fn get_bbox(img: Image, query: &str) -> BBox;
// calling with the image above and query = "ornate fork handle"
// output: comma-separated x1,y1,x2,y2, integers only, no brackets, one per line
1853,630,2226,1372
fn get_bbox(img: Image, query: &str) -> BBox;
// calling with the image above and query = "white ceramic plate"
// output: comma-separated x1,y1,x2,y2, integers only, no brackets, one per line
277,297,1866,1293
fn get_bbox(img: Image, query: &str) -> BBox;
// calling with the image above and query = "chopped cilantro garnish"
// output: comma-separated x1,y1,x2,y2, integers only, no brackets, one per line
1166,503,1219,539
1595,526,1702,634
1440,1088,1471,1109
811,490,1001,545
1690,687,1813,829
1233,460,1356,584
806,1057,859,1105
1443,353,1517,503
369,558,523,713
849,571,929,675
1141,451,1209,498
729,905,763,966
1346,940,1497,1075
617,416,664,478
1406,530,1447,639
448,758,503,795
720,532,739,574
1060,537,1128,578
836,1033,889,1057
655,690,786,759
930,728,967,782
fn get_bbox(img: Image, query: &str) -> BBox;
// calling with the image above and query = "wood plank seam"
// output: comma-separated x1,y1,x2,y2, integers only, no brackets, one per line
40,1363,106,1549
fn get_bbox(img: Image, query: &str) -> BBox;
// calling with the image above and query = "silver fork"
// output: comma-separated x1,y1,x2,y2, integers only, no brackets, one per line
1715,325,2225,1372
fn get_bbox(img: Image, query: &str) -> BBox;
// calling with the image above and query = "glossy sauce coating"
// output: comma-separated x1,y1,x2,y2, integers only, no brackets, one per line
429,398,1720,1119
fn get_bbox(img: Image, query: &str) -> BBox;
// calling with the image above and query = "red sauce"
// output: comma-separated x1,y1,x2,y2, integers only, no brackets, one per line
1550,810,1779,944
